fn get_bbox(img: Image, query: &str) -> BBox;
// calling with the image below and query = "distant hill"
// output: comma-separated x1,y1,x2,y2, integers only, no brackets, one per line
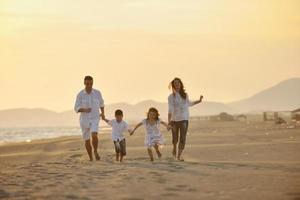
0,100,235,127
228,78,300,112
1,78,299,127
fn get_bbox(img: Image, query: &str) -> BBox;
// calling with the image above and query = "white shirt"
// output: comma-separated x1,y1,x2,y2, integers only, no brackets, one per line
142,119,165,146
142,119,162,137
168,92,193,121
74,89,104,128
108,119,129,141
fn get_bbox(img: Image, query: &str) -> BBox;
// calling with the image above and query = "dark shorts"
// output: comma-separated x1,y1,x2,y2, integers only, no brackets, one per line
171,120,189,150
113,139,126,156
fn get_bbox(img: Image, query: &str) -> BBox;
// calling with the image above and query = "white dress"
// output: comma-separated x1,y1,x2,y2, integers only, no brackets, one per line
142,119,165,147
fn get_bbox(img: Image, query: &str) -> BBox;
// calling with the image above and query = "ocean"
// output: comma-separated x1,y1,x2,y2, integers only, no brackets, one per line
0,126,111,144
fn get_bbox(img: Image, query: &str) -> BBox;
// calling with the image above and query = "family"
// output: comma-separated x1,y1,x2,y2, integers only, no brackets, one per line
74,76,203,162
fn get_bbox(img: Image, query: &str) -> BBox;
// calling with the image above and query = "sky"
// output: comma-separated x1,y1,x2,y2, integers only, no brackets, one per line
0,0,299,112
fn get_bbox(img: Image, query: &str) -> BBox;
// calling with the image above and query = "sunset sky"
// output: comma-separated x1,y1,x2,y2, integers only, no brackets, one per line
0,0,299,112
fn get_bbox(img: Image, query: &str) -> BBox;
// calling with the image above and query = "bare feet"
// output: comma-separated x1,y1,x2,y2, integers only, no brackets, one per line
177,157,184,162
172,150,176,159
116,154,120,162
94,151,100,161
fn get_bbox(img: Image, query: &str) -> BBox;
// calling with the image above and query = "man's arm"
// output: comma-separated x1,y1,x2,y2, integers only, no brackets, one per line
98,91,105,120
100,107,105,120
102,116,110,124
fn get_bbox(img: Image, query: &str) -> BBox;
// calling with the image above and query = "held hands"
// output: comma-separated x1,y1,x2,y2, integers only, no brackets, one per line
129,129,135,135
100,113,106,120
167,124,173,131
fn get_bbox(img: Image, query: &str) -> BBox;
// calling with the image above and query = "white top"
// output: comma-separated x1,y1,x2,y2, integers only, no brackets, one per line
142,119,165,147
168,92,193,121
108,119,129,141
142,119,161,136
74,89,104,128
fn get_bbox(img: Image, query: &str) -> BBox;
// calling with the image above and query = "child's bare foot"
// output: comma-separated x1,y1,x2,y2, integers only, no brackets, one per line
147,148,154,162
116,154,120,162
154,145,162,159
94,151,100,161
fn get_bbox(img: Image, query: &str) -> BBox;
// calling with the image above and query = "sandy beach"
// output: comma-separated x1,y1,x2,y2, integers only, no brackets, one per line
1,120,300,200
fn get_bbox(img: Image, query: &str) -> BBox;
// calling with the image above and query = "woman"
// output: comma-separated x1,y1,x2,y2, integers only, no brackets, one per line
168,77,203,161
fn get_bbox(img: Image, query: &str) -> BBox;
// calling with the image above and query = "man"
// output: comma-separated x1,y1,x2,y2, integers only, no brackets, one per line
74,76,105,161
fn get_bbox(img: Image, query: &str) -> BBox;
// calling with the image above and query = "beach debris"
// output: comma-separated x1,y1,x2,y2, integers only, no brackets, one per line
26,139,31,143
244,152,249,155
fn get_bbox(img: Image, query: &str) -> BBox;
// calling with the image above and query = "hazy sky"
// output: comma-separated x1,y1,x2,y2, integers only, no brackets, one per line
0,0,299,111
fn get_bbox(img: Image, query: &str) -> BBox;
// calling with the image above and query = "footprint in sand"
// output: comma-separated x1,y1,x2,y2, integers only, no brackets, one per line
148,171,162,177
69,154,83,158
165,184,198,193
46,161,66,165
121,198,144,200
68,148,80,152
161,192,177,197
0,189,10,199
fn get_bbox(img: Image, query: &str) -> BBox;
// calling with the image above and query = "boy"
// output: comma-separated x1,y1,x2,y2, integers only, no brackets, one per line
103,109,132,162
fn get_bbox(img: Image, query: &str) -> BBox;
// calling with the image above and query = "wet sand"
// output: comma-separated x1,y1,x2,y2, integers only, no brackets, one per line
0,121,300,200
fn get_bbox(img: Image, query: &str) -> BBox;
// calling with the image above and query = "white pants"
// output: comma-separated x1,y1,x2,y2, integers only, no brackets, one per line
80,121,99,141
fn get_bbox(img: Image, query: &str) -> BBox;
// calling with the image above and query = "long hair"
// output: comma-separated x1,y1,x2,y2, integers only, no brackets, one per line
146,107,160,121
169,77,187,99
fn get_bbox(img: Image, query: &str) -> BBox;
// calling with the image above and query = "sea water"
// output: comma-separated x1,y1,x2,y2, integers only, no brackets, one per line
0,126,111,144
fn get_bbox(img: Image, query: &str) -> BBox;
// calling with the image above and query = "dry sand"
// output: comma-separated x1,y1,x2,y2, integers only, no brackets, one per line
0,121,300,200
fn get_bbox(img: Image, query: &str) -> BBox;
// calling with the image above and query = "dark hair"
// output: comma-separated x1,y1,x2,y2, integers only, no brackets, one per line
84,76,93,81
115,109,123,116
146,107,160,121
170,77,187,99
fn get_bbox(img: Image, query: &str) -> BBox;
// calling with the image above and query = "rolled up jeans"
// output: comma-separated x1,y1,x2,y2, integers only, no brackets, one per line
171,120,189,150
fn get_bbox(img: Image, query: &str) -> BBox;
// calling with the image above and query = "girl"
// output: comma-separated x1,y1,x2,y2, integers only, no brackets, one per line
131,107,171,161
168,77,203,161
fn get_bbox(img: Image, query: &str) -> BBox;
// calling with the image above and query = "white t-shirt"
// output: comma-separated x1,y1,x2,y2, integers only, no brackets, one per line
108,119,129,141
168,92,193,121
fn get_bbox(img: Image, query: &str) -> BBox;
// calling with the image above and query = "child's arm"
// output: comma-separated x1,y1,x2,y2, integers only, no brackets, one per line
189,95,204,106
160,121,172,131
125,123,133,134
130,122,143,135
